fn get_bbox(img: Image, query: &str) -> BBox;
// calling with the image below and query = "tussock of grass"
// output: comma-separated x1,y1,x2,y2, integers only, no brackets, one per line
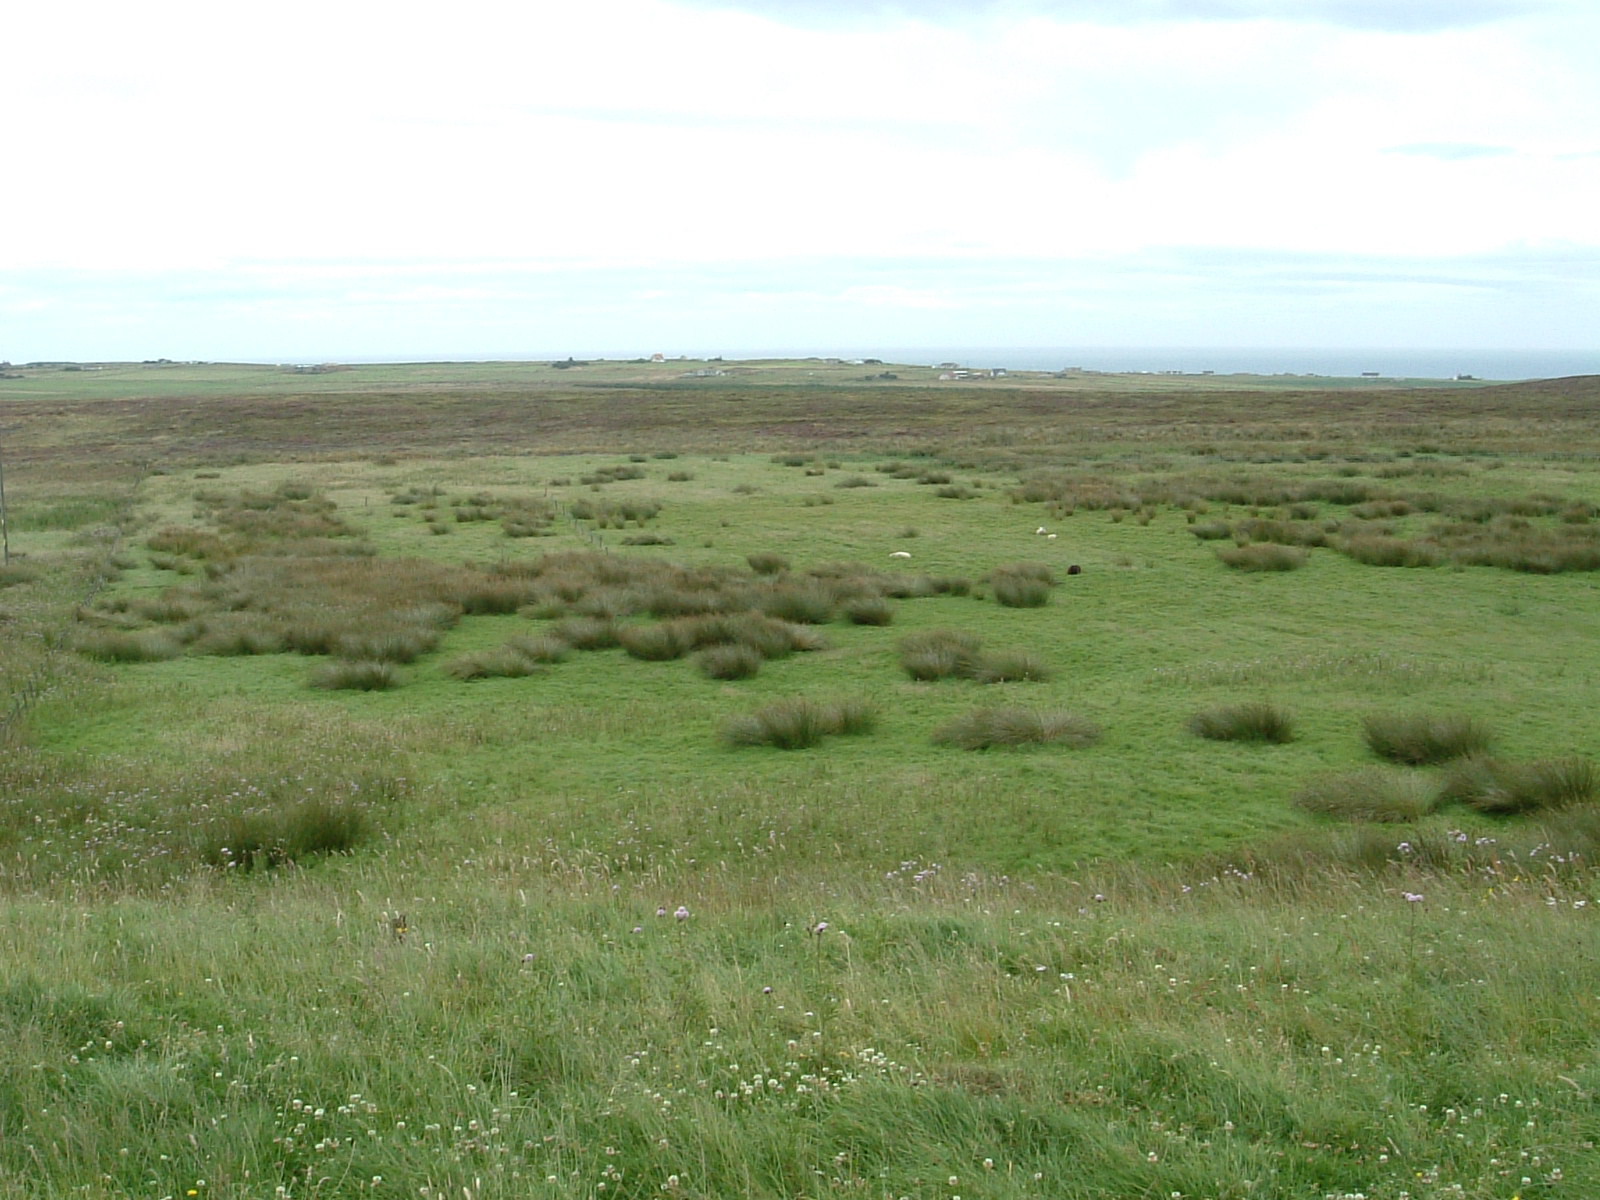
0,564,42,589
746,552,790,576
1232,517,1329,548
899,629,985,681
502,634,569,664
898,631,1047,684
843,596,894,626
332,627,440,663
987,562,1055,607
1437,755,1598,814
549,617,620,650
1293,767,1438,822
970,649,1052,683
187,618,287,656
759,581,835,624
1363,712,1493,765
1339,535,1445,567
990,573,1052,607
1188,702,1295,743
442,646,549,681
697,643,763,680
132,593,209,624
74,628,183,663
722,697,878,749
618,621,695,661
199,799,370,871
310,659,403,691
933,706,1101,750
1216,543,1309,571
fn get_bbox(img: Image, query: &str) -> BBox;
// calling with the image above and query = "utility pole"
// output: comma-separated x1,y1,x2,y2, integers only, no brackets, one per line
0,431,9,566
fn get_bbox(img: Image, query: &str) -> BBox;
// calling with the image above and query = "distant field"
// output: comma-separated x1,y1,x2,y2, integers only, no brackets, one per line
0,357,1497,403
2,367,1598,1199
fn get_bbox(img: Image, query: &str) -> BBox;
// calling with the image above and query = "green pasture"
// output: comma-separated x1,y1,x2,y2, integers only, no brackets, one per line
1,369,1598,1198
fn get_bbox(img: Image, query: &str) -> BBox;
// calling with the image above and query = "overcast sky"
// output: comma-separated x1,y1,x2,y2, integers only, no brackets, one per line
3,0,1597,363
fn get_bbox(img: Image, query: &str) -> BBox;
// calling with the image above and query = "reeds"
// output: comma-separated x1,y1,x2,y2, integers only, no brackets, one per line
933,707,1101,750
1187,702,1295,744
722,697,878,749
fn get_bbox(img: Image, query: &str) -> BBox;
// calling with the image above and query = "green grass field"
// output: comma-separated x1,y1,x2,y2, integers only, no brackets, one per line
2,364,1598,1198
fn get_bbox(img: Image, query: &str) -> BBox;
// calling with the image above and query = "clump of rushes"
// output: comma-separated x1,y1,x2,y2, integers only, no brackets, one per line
310,660,403,691
1437,755,1598,814
899,629,985,681
760,581,836,624
549,617,620,650
971,649,1053,683
1339,535,1445,567
1216,543,1309,571
442,646,548,681
188,617,287,657
452,576,538,615
1293,767,1437,822
697,643,763,680
843,596,894,626
74,629,183,663
133,593,209,623
988,562,1056,607
618,621,695,661
332,627,440,663
199,798,370,871
1188,702,1295,743
933,707,1101,750
1362,712,1493,765
726,612,826,658
898,630,1044,683
722,697,878,749
746,552,790,576
502,634,569,663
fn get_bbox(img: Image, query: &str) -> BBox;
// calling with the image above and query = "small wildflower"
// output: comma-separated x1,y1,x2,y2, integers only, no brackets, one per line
1404,892,1425,903
675,906,691,920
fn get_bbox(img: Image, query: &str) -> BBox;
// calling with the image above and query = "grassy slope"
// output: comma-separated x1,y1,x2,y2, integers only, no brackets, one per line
2,366,1599,1199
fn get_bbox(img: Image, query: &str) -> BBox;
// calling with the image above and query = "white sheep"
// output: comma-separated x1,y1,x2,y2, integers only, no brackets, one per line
889,550,912,559
1036,526,1048,535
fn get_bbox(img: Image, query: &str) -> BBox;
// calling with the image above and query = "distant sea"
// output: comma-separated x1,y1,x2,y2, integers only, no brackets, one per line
366,346,1599,381
754,347,1600,381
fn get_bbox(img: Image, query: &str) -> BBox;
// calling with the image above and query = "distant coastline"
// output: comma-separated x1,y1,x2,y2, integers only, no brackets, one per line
330,346,1600,382
734,347,1600,382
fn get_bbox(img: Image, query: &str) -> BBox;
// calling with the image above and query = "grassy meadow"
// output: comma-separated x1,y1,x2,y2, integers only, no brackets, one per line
2,362,1599,1198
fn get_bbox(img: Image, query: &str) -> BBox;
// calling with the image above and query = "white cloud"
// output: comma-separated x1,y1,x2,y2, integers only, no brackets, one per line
2,0,1596,358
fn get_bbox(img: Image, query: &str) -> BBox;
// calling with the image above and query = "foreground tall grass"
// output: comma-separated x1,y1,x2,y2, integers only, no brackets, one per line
3,847,1599,1199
